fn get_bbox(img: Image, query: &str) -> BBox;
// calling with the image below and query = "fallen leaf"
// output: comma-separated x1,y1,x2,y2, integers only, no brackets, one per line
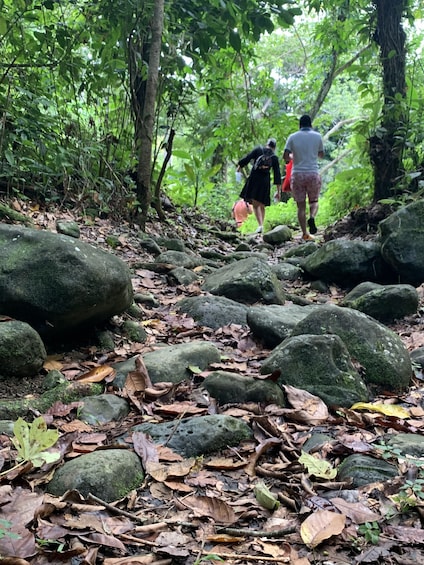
351,402,410,419
299,451,337,480
177,494,236,524
300,509,346,548
74,365,116,383
330,497,381,524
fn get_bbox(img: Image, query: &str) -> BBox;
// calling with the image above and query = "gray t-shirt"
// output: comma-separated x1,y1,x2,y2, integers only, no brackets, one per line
285,127,324,173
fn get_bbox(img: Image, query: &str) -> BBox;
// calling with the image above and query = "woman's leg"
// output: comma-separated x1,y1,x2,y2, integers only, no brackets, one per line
252,200,265,230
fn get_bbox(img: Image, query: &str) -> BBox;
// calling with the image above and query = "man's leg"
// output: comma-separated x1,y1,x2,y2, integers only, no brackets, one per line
308,199,319,234
297,200,307,235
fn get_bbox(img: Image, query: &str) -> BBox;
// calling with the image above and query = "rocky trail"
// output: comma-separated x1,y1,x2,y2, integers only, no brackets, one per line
1,199,424,565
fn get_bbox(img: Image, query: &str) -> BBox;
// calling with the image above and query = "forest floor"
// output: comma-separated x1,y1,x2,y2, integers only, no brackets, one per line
1,198,424,565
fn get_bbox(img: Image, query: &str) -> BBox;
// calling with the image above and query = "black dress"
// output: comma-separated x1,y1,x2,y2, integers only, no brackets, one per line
238,146,281,206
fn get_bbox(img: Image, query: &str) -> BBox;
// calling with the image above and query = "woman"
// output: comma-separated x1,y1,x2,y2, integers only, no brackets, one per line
237,138,281,233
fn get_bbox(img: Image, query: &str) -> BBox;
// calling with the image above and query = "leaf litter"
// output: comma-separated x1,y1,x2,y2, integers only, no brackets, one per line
1,202,424,564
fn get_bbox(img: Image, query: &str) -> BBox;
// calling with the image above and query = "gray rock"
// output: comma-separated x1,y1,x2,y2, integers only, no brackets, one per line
291,304,412,392
203,371,285,406
143,341,221,384
382,433,424,458
261,334,368,407
283,242,319,258
56,221,80,238
302,239,391,287
79,394,130,425
337,454,398,487
157,237,187,252
0,223,133,337
0,320,46,377
121,320,148,343
410,347,424,369
203,256,285,305
271,262,304,282
155,250,204,269
247,304,319,348
168,267,199,286
177,295,248,329
47,449,144,502
134,293,160,307
343,282,419,322
130,414,252,457
138,236,162,256
262,225,292,245
379,200,424,285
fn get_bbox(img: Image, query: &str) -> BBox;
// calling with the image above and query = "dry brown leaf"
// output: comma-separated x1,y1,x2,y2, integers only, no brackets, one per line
61,419,93,433
283,385,329,424
132,431,159,465
330,497,381,524
43,358,63,371
300,509,346,548
177,494,236,524
204,457,247,470
146,458,196,481
75,365,116,383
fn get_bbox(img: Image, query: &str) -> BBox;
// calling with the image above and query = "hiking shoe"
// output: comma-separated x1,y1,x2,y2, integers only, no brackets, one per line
255,226,263,233
308,217,317,234
302,233,315,241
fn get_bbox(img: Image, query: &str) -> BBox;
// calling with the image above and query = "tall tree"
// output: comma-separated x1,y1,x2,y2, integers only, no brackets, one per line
135,0,165,230
370,0,408,202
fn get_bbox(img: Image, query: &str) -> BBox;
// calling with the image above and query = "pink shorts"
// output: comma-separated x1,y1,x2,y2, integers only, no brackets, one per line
291,172,321,203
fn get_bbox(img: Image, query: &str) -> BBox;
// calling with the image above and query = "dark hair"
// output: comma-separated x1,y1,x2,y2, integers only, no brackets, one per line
299,115,312,128
267,138,276,148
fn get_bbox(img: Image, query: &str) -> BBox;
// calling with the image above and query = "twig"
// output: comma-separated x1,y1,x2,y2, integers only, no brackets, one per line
87,492,147,524
216,525,297,538
202,550,293,562
163,408,188,447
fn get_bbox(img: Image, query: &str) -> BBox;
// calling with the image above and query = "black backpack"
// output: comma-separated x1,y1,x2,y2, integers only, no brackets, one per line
253,147,274,171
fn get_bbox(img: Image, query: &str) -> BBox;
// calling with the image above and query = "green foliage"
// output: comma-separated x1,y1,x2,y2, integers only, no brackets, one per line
193,554,224,565
357,521,381,545
10,416,60,468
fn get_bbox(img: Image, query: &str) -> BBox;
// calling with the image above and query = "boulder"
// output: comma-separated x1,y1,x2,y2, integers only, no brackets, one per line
302,239,393,287
262,225,292,245
379,200,424,285
46,449,144,502
129,414,252,458
203,371,286,406
260,333,368,407
291,304,412,391
143,341,221,384
247,304,319,348
0,319,46,377
202,256,285,305
177,295,248,329
343,282,419,323
0,223,133,337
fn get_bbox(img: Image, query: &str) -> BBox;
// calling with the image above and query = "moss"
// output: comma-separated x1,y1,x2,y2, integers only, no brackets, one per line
0,382,103,420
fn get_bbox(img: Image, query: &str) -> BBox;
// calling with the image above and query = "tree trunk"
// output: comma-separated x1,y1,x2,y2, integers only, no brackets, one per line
135,0,164,230
370,0,407,202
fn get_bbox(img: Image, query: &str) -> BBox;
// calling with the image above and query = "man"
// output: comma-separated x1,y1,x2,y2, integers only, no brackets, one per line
237,138,281,234
283,115,324,241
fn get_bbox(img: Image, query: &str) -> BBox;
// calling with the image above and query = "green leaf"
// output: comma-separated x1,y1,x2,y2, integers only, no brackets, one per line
299,451,337,479
0,16,7,35
12,417,59,468
254,481,280,510
229,30,241,52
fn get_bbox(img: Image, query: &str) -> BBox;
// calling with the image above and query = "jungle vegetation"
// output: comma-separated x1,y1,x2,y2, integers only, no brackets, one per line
0,0,423,231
